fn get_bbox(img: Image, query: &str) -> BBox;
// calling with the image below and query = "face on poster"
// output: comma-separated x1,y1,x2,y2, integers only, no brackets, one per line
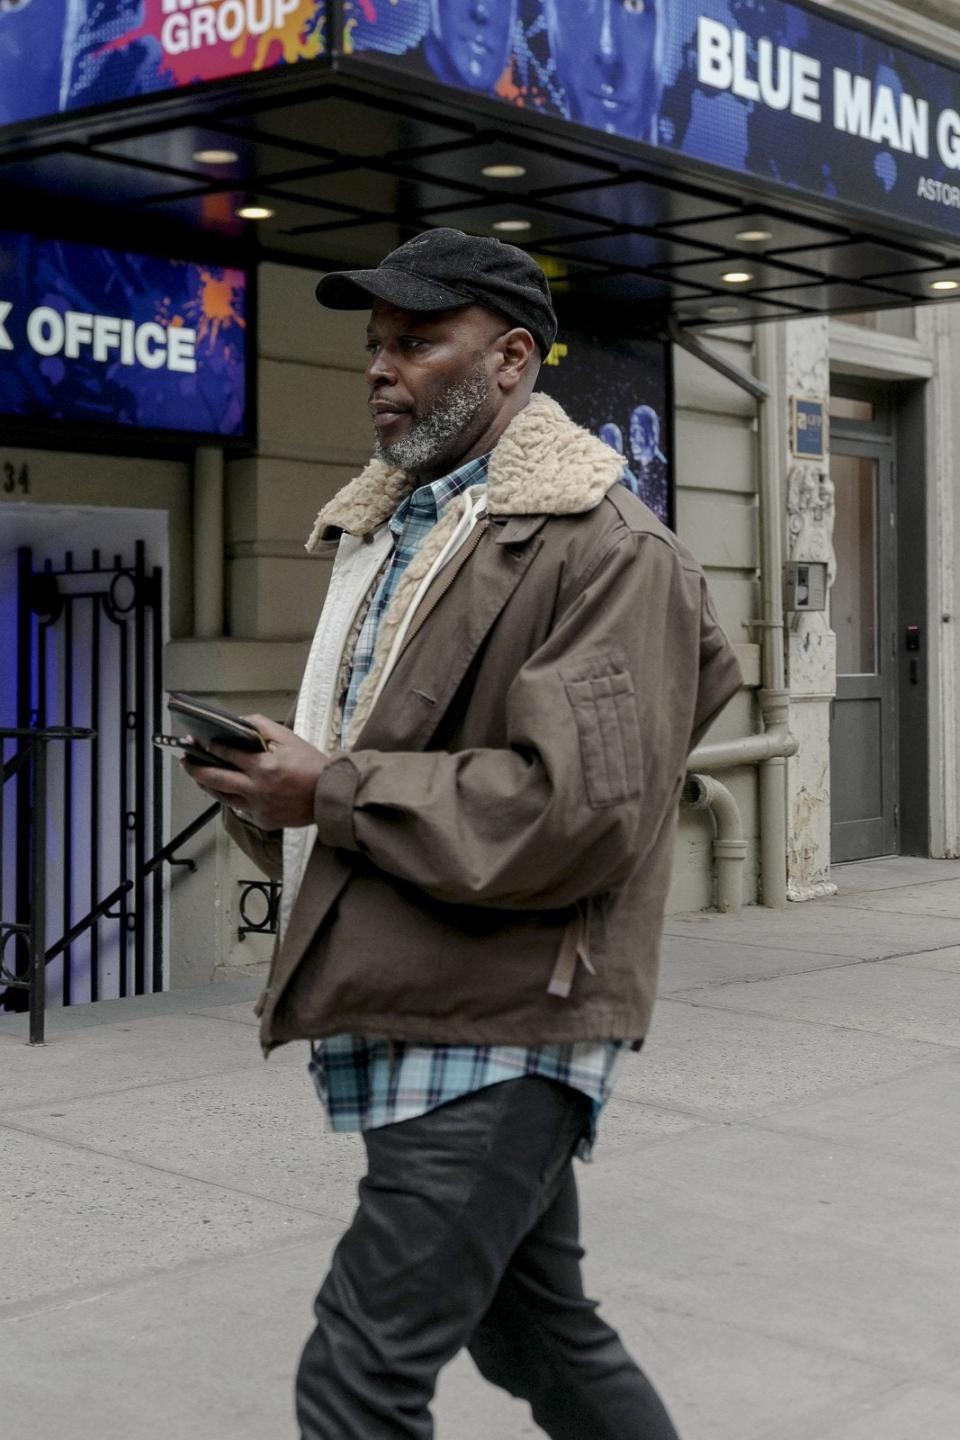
538,325,671,527
0,233,247,436
345,0,960,243
0,0,327,126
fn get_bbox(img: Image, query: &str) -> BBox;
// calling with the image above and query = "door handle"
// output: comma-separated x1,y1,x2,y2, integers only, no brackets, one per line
906,625,921,685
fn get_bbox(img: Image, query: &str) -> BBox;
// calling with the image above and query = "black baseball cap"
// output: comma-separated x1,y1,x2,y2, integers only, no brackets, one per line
315,228,558,357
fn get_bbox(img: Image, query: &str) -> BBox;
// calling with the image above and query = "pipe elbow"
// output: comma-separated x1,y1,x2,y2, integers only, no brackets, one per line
682,772,747,914
683,773,743,841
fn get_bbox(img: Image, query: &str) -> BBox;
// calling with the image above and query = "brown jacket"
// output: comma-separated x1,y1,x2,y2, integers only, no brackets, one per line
226,395,742,1054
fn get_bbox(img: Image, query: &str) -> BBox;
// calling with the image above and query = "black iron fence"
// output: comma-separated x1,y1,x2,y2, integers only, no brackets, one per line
0,528,295,1041
9,541,164,1008
1,530,290,1037
0,727,93,1044
0,721,219,1044
0,538,231,1042
237,878,282,941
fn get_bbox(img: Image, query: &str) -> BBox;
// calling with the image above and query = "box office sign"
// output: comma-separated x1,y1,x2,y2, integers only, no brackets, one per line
0,233,247,437
346,0,960,243
0,0,327,127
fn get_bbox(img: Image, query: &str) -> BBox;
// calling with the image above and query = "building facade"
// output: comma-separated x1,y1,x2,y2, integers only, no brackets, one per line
3,0,960,1006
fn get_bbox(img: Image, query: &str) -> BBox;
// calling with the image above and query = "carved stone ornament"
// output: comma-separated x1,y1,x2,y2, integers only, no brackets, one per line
784,319,835,592
786,463,836,584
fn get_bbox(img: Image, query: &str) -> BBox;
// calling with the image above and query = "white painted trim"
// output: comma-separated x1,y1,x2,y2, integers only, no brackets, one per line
829,323,934,381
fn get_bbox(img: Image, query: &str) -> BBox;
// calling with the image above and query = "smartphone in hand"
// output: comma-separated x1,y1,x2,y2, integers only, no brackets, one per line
166,693,268,752
151,734,242,770
153,692,269,770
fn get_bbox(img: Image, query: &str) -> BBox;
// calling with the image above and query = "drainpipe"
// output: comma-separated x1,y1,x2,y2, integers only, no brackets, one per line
193,446,224,639
689,727,798,771
670,319,795,909
682,774,748,913
754,324,790,909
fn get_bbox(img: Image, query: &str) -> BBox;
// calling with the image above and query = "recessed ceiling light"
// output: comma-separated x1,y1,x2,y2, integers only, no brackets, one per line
930,278,960,292
721,270,754,284
735,228,773,243
193,148,239,165
236,205,274,221
492,218,532,233
706,304,742,318
482,163,527,179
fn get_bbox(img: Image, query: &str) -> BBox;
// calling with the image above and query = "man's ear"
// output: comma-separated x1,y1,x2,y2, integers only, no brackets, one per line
497,327,538,392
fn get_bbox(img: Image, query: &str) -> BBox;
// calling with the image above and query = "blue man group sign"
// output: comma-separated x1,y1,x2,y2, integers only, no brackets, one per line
0,0,327,127
346,0,960,243
0,234,247,436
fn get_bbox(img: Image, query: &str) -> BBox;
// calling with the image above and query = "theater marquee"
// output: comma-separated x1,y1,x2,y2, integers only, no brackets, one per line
348,0,960,243
7,1,960,253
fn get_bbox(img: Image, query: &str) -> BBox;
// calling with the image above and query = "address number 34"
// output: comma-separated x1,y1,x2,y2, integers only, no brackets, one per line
3,462,30,494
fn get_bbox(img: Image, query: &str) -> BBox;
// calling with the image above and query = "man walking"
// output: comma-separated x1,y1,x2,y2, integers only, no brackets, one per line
184,228,741,1439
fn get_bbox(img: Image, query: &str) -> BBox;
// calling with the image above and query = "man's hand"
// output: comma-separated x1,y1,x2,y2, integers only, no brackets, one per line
181,714,329,831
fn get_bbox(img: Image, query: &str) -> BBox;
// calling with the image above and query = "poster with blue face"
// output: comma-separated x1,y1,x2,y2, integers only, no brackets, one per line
0,233,247,436
346,0,960,243
0,0,327,127
537,323,670,526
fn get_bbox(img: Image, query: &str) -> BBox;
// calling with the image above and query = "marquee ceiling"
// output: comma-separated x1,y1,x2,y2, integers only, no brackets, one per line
4,66,960,331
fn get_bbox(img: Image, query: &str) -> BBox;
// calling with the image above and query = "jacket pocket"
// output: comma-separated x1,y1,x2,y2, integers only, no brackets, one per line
564,663,640,809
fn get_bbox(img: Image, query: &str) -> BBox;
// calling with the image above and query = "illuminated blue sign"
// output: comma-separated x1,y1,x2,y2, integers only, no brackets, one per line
0,233,247,436
0,0,327,128
348,0,960,242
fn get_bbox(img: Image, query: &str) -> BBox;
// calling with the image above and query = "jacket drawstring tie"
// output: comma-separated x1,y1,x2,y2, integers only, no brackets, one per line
547,902,596,999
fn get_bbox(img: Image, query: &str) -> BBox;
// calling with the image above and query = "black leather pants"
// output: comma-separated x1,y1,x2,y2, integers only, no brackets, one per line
296,1076,680,1439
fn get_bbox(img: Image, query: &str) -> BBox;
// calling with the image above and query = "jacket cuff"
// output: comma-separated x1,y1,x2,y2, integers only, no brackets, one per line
314,755,361,851
221,801,277,845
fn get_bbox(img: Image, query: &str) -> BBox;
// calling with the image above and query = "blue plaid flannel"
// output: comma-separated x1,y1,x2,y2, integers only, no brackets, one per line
341,454,491,735
312,452,627,1157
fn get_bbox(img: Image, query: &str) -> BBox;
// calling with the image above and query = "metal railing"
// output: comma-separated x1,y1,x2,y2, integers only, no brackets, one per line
1,727,94,1044
17,542,165,1004
0,722,220,1046
237,878,282,941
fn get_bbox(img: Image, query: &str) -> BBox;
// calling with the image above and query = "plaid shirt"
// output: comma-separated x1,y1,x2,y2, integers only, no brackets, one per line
312,453,625,1157
341,454,491,735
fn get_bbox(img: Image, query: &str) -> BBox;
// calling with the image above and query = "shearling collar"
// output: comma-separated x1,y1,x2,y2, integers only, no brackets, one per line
305,393,624,553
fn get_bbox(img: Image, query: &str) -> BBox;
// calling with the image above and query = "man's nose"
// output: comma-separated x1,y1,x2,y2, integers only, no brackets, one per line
365,347,396,386
594,0,624,87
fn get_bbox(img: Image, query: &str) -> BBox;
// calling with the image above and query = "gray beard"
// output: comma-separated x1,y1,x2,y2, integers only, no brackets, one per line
374,366,490,473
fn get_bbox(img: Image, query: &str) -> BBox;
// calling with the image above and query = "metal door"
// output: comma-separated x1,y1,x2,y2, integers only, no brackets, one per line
830,440,898,861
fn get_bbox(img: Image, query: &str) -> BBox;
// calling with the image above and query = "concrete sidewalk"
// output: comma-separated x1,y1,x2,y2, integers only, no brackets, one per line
3,856,960,1440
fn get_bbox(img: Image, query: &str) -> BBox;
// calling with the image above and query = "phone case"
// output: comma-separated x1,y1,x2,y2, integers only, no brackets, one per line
167,692,267,752
152,733,241,771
